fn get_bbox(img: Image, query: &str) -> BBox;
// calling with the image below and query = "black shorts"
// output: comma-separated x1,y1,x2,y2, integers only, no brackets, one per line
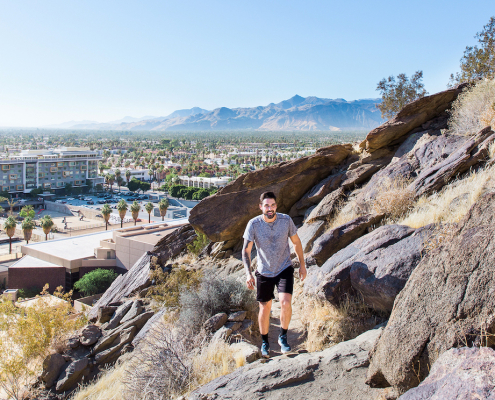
255,266,294,303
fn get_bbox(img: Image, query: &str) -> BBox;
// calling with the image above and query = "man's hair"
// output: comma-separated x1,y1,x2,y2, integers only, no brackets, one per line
260,191,277,204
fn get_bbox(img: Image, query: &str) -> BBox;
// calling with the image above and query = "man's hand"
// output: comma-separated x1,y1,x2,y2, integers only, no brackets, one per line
246,273,255,290
299,264,307,282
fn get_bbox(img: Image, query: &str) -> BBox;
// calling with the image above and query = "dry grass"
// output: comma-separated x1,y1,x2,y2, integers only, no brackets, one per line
326,198,361,230
371,176,415,219
71,363,127,400
300,295,385,352
399,164,495,228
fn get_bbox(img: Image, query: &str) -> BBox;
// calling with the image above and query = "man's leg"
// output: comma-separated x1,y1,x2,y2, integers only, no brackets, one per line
258,300,272,335
276,267,294,353
278,292,292,330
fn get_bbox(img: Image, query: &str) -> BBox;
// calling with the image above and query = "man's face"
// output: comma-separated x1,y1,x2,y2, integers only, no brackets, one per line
260,198,277,219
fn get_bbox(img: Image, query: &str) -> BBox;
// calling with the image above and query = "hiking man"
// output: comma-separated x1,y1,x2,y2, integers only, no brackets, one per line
243,191,307,357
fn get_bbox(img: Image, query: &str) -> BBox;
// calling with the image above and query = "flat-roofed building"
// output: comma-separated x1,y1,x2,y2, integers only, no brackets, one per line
179,175,229,189
0,147,101,194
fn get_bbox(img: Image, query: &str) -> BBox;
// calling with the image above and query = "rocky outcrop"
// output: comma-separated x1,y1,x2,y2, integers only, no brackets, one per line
305,224,432,312
56,358,90,393
79,325,101,346
307,213,385,266
41,353,66,388
204,312,228,333
305,187,344,223
360,84,468,152
189,144,352,242
367,192,495,393
399,347,495,400
189,325,385,400
153,224,197,265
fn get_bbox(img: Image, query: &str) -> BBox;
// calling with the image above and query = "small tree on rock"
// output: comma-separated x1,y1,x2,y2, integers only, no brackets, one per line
376,71,428,119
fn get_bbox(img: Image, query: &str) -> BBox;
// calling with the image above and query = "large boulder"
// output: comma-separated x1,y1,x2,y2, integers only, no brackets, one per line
305,187,344,223
153,224,198,265
189,325,385,400
80,324,102,346
399,347,495,400
41,353,66,388
360,84,468,152
105,300,134,330
189,144,352,242
55,357,90,393
305,224,432,312
307,213,385,267
366,191,495,393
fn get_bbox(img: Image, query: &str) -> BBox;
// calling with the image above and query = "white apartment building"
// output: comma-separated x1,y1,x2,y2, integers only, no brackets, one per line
0,147,101,194
179,175,229,189
105,168,150,181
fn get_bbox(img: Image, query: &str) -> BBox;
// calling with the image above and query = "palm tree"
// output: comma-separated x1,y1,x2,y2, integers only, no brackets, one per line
145,202,154,223
125,169,131,186
108,174,115,192
21,216,35,244
40,215,54,241
101,204,112,230
115,169,121,187
116,199,128,228
3,215,17,254
117,176,124,192
158,198,169,221
130,200,140,226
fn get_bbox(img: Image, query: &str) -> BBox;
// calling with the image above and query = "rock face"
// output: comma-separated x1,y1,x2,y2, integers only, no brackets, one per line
367,192,495,393
360,84,468,152
399,347,495,400
307,213,385,267
189,325,385,400
204,312,229,333
41,353,66,388
56,358,89,393
305,224,432,312
105,300,133,330
189,144,352,242
153,224,198,265
80,325,101,346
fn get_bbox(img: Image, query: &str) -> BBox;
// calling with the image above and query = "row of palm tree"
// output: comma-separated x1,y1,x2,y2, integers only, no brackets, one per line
99,198,169,230
2,214,54,254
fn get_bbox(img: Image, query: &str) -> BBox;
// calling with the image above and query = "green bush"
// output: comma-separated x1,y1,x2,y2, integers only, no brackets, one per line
73,268,118,297
187,231,210,256
18,287,42,299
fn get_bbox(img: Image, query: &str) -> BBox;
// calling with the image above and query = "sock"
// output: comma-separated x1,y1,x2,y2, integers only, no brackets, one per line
280,328,288,336
261,334,269,343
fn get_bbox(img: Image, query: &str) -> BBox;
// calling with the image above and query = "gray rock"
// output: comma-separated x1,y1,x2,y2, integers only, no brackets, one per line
56,357,89,393
105,300,134,330
306,187,344,224
308,213,385,267
236,319,254,335
154,224,199,265
189,325,385,400
212,326,232,342
96,306,117,324
41,353,66,388
305,224,432,312
227,311,247,322
67,337,79,349
203,312,228,333
80,325,101,346
132,309,166,347
120,300,143,325
230,342,261,363
367,192,495,392
95,326,137,365
225,321,242,331
399,347,495,400
295,220,326,254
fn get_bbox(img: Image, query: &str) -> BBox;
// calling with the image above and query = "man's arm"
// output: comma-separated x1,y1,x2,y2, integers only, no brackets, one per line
290,233,307,281
242,238,255,290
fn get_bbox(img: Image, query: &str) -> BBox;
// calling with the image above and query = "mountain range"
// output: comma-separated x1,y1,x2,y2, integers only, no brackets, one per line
53,95,385,131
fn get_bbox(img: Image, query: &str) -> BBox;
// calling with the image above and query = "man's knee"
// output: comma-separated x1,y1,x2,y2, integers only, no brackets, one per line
259,300,272,311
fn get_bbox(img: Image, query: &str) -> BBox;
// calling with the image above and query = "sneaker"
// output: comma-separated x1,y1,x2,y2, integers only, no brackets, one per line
278,334,291,354
261,341,270,358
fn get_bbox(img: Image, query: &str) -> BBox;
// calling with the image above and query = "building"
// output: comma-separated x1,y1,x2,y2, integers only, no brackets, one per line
0,147,101,194
105,168,150,181
8,220,187,292
179,176,229,189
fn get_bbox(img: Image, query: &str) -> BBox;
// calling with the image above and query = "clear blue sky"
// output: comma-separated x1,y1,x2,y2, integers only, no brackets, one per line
0,0,493,127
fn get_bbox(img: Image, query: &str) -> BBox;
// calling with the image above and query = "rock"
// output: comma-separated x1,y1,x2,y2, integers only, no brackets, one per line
399,347,495,400
305,225,432,312
120,300,143,325
225,321,242,331
367,191,495,392
105,300,133,330
203,312,228,333
67,337,79,349
56,357,90,393
295,220,326,254
212,326,233,342
189,325,385,400
41,353,66,388
230,342,261,363
228,311,247,322
308,213,385,267
96,306,118,324
132,309,166,347
305,187,345,223
360,83,468,152
189,144,352,242
154,224,198,265
80,325,101,346
93,311,154,354
95,326,137,365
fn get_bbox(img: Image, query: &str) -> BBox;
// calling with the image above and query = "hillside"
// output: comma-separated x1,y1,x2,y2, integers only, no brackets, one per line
60,96,384,131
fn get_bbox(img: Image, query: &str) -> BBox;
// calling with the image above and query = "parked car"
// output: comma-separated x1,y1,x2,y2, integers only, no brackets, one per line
97,200,106,204
87,200,94,205
67,197,75,201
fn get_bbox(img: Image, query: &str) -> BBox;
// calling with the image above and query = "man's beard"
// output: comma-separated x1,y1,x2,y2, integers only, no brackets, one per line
264,211,275,219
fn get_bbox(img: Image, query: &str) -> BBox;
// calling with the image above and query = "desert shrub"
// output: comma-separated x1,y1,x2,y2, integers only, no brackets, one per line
17,286,42,299
0,294,86,399
449,79,495,136
73,268,118,297
300,295,386,352
371,176,415,219
186,231,210,256
179,273,256,333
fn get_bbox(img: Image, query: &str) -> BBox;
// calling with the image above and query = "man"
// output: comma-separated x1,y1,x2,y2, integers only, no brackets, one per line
243,191,307,357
